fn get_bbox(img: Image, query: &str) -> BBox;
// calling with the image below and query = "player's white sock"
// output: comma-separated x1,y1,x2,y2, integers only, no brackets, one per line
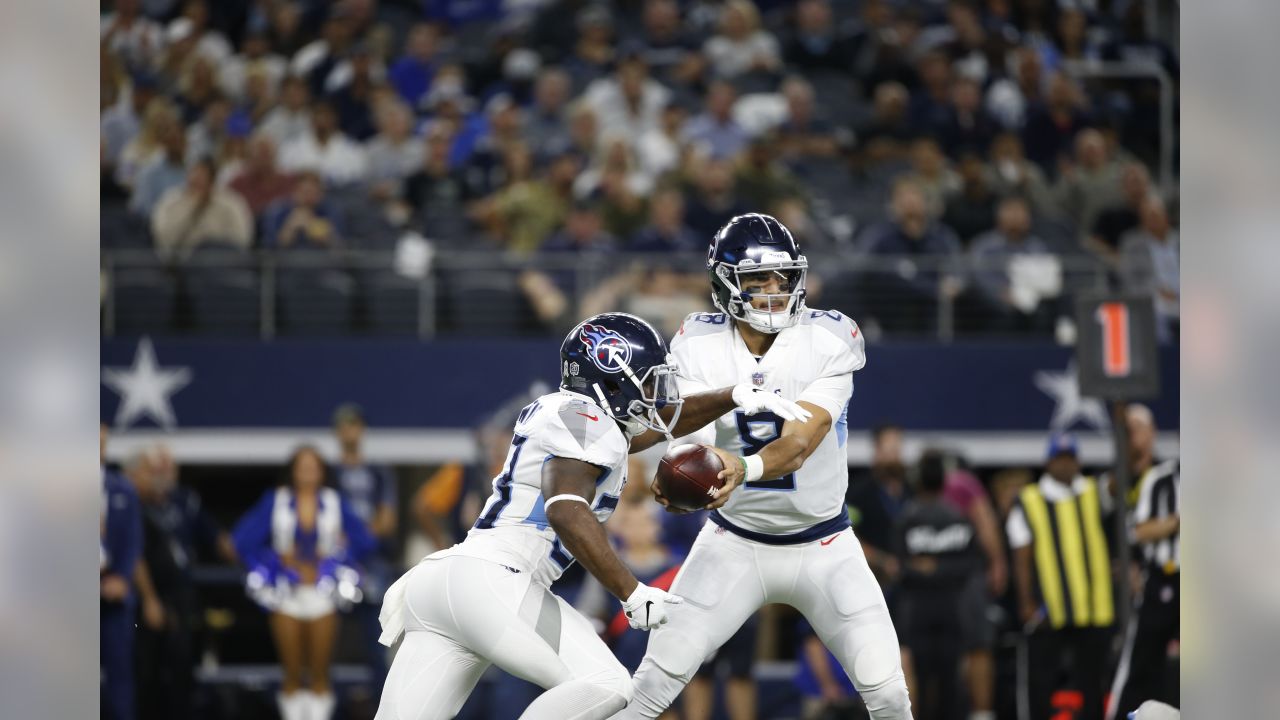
309,690,335,719
277,691,309,720
519,680,629,720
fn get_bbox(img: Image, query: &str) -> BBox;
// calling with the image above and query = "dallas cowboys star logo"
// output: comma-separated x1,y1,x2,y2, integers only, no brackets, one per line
102,338,192,429
1034,361,1110,431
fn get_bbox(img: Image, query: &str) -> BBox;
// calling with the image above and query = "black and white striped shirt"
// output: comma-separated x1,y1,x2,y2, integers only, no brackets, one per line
1133,459,1180,573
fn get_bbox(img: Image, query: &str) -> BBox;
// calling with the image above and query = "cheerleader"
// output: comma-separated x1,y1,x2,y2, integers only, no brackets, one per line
233,446,377,720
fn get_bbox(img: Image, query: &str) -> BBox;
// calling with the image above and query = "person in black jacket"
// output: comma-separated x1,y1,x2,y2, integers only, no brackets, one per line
895,449,982,720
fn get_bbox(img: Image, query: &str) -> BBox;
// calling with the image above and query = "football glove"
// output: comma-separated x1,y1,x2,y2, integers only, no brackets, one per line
732,383,812,422
622,582,683,631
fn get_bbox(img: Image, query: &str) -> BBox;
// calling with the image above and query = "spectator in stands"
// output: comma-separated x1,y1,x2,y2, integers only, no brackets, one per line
102,139,130,207
331,403,398,699
904,137,960,220
1086,162,1152,263
859,178,964,334
165,1,234,69
100,0,165,73
784,0,858,73
583,49,671,143
684,157,747,239
541,200,619,261
521,200,617,327
464,94,529,198
986,46,1044,131
940,75,998,158
259,75,313,148
854,82,914,174
735,133,806,212
219,31,288,106
102,73,160,165
985,131,1061,220
565,4,618,92
637,102,690,182
279,101,369,186
291,9,356,97
1120,195,1179,342
703,0,781,80
565,100,602,161
118,99,181,191
229,134,298,217
402,124,477,247
388,23,440,109
485,143,577,253
232,446,376,720
582,142,652,239
894,449,981,720
328,44,383,141
910,51,954,141
682,80,749,161
776,75,840,163
172,58,222,126
847,423,910,587
1022,72,1092,175
968,196,1060,335
525,68,573,156
184,95,232,167
263,170,343,250
942,152,997,244
151,158,255,260
1057,128,1123,235
364,100,424,202
130,122,189,217
1052,8,1100,65
633,0,704,93
630,187,702,253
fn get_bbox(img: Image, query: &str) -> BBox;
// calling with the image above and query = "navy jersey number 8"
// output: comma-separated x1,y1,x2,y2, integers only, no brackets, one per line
734,411,797,491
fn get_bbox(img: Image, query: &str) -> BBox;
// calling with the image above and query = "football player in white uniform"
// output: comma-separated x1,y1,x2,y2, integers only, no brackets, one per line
374,312,810,720
617,215,914,719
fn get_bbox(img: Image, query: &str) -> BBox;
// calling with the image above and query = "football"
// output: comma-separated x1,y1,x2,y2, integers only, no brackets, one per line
655,444,726,511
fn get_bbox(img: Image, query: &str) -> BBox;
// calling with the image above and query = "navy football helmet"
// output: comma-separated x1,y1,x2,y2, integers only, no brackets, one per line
707,213,808,334
560,313,683,437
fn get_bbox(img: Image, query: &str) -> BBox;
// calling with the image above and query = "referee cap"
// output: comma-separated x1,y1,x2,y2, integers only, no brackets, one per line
1046,432,1079,460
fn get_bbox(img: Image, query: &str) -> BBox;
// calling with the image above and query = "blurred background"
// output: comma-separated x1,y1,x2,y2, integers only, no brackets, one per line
98,0,1180,718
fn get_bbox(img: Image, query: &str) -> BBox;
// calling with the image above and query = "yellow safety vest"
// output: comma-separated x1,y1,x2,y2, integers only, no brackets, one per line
1020,478,1114,629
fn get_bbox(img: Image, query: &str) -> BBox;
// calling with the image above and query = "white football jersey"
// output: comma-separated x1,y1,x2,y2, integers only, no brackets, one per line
671,308,866,535
457,391,630,586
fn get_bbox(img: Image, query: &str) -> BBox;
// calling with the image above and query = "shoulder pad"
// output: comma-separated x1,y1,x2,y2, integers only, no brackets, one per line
802,308,863,353
672,312,730,344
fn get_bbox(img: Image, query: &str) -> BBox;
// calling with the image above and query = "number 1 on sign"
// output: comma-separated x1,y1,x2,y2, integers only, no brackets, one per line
1096,302,1131,377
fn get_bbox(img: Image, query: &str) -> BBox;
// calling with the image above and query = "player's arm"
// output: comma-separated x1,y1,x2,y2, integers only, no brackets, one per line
705,401,832,507
629,385,812,453
542,456,682,630
542,457,640,600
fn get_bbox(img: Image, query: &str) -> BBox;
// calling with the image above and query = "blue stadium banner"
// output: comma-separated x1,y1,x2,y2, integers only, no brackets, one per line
101,338,1178,432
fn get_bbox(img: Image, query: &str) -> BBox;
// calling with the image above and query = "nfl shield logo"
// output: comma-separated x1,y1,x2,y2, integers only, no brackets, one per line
751,371,765,386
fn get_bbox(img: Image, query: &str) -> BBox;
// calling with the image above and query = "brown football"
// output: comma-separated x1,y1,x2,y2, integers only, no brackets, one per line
655,444,726,511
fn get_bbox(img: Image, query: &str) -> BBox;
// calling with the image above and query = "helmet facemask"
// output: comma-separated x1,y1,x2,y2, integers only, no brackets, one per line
589,356,684,438
711,256,808,334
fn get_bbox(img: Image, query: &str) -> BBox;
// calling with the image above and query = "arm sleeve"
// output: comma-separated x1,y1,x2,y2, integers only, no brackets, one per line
1006,505,1031,550
340,500,378,563
799,313,865,419
231,491,277,567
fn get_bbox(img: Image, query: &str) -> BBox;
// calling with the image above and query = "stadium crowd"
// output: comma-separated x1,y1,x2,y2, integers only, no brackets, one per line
100,0,1179,340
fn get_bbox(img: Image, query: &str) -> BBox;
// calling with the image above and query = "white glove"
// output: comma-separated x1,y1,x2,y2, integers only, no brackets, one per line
732,383,813,422
622,583,683,631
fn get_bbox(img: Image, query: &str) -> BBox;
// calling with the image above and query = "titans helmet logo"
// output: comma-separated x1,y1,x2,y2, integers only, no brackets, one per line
579,323,632,373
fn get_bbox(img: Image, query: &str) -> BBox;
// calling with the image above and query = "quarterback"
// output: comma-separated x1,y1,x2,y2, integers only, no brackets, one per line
616,214,914,719
374,312,808,720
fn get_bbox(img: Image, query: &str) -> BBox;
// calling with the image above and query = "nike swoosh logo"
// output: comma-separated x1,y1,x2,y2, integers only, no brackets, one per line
576,412,599,421
850,327,859,339
820,533,841,546
645,600,654,625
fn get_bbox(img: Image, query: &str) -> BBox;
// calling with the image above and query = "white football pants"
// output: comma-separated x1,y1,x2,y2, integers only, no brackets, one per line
614,522,912,719
375,555,633,720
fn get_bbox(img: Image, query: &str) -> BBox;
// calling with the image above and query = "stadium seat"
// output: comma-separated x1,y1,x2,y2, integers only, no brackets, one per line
276,264,356,336
364,270,424,336
110,266,177,335
100,206,153,250
441,270,534,336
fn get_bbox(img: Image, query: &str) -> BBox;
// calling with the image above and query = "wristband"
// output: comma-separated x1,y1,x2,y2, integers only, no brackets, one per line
741,454,764,483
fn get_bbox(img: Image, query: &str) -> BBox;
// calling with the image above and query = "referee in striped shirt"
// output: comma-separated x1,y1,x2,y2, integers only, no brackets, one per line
1109,405,1180,718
